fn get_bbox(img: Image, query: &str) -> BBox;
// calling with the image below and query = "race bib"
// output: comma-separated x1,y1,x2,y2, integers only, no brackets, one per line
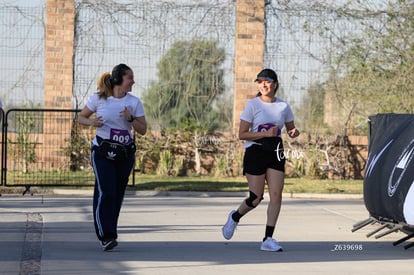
258,123,281,136
109,129,132,144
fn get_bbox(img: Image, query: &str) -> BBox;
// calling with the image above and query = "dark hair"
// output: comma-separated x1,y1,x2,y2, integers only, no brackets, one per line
110,63,132,86
97,64,132,99
255,68,279,97
255,68,278,83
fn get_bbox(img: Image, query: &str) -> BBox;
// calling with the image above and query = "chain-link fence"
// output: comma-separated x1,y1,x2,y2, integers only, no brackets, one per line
0,2,45,108
73,0,236,111
0,0,361,116
2,0,393,186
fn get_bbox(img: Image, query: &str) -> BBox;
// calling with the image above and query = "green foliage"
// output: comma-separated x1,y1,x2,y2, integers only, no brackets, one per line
287,157,306,178
324,0,414,133
299,82,328,133
142,40,229,131
134,127,245,177
63,119,92,171
157,150,173,176
9,111,41,173
296,0,414,134
305,147,324,179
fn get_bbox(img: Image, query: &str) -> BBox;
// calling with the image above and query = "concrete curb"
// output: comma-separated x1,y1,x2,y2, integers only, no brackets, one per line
50,188,363,200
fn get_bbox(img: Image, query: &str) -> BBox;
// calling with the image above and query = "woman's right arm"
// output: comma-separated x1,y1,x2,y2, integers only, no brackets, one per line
77,107,103,127
238,120,276,141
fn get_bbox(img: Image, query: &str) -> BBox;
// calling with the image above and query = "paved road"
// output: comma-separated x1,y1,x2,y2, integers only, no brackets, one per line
1,192,413,274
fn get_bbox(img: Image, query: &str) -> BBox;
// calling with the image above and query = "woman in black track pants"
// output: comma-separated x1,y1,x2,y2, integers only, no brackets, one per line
78,64,147,251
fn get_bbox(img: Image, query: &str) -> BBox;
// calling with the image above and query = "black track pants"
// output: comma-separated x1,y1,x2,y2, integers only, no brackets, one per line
91,147,134,241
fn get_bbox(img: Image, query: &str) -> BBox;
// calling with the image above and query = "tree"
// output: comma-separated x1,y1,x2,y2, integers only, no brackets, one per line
318,0,414,134
299,82,328,134
272,0,414,135
142,40,229,131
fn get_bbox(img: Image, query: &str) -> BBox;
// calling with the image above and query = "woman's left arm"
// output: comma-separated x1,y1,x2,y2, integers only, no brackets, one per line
131,115,147,135
285,121,300,138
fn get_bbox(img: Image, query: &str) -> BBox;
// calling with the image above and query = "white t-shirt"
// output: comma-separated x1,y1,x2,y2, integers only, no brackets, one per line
240,96,294,148
86,92,145,145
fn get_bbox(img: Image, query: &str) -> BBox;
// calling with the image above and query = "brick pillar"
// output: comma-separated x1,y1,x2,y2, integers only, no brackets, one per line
44,0,75,109
233,0,265,134
43,0,75,169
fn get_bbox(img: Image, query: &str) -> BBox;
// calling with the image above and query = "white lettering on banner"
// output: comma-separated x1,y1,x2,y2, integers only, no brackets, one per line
388,138,414,197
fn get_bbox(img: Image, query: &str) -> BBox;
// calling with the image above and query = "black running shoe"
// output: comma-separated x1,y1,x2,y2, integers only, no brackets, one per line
101,239,118,251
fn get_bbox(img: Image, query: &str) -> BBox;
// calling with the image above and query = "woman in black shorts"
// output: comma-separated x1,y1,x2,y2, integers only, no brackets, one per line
222,68,299,251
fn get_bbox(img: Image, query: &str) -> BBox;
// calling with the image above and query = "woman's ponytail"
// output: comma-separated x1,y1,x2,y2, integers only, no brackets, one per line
97,72,113,99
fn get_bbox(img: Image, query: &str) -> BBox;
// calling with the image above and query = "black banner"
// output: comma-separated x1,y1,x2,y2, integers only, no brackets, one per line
364,114,414,226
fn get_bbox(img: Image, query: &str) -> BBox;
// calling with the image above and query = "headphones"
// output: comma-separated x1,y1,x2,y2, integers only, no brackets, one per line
110,64,129,86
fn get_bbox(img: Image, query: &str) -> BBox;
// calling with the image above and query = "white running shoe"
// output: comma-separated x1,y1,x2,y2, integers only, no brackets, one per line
260,237,283,252
222,210,238,240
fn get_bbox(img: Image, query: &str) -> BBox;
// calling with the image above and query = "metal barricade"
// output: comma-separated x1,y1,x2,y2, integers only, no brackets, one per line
1,109,96,194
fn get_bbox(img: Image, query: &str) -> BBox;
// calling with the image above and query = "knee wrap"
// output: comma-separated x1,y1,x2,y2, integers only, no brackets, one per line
245,191,263,208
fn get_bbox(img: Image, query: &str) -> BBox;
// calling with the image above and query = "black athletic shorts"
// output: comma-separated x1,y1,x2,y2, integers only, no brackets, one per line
243,138,285,175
